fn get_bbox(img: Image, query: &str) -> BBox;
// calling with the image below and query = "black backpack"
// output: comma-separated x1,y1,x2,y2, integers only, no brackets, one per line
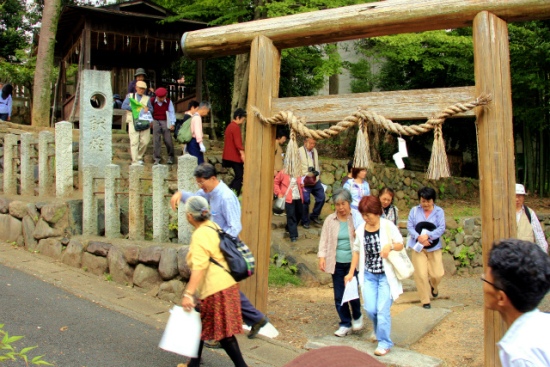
207,226,255,282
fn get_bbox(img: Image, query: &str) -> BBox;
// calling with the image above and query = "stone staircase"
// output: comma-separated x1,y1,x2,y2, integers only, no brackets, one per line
270,214,332,285
110,132,225,181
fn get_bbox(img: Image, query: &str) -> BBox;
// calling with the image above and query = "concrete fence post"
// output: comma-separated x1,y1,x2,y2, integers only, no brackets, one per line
20,133,35,196
55,121,74,198
105,164,121,238
129,164,145,240
3,134,18,195
153,164,169,242
178,154,198,244
38,131,55,196
82,167,98,235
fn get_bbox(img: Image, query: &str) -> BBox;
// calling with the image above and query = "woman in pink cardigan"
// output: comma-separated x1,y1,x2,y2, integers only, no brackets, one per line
274,169,304,242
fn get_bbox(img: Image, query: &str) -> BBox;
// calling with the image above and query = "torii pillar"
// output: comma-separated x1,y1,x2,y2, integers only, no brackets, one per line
240,36,280,312
473,11,516,367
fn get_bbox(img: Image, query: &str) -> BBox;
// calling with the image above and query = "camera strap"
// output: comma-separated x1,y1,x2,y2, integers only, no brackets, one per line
303,146,315,170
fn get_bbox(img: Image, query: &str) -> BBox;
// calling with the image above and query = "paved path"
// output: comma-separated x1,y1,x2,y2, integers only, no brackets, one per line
0,263,233,367
0,243,304,367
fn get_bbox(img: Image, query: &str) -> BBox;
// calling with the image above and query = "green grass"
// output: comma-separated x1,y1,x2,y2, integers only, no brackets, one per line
268,264,302,287
440,200,480,218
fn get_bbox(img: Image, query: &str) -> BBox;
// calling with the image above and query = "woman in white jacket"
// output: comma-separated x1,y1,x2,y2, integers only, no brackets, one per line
345,195,404,357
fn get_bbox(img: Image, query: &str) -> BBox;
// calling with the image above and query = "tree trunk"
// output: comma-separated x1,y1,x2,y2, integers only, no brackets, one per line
232,53,250,141
32,0,62,127
231,53,251,116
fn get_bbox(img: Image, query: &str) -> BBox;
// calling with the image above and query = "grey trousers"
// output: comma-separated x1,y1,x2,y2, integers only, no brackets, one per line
152,119,174,162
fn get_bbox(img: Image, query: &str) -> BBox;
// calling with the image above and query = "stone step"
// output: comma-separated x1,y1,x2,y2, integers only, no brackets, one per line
305,335,444,367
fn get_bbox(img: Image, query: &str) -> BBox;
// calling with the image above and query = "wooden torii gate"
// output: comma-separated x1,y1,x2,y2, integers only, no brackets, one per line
181,1,550,366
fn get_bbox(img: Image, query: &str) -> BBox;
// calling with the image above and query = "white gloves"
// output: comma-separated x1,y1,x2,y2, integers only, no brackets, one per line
199,143,206,153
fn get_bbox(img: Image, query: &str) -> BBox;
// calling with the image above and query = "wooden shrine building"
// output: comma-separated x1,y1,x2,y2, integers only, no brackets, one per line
53,0,206,123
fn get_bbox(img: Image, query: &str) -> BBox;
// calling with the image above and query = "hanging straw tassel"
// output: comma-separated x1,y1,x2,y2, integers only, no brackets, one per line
426,124,451,180
352,120,371,169
283,128,302,177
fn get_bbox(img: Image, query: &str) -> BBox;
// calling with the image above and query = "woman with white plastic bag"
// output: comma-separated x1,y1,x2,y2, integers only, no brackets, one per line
179,196,247,367
348,195,404,357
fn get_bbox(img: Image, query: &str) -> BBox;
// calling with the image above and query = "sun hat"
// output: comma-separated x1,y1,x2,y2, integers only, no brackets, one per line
135,68,147,77
516,183,527,195
155,87,167,98
136,81,147,89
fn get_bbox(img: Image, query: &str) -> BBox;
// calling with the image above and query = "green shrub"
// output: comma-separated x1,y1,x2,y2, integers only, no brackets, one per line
0,324,52,366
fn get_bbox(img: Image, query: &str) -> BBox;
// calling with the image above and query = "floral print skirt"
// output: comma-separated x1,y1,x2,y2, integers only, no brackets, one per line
200,284,242,341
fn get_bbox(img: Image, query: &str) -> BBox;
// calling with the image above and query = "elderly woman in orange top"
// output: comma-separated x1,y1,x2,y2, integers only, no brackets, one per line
274,168,304,242
180,196,247,367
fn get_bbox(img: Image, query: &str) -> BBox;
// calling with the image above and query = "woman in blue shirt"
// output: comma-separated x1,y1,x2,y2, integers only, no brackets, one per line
406,187,446,309
343,167,370,210
0,84,13,121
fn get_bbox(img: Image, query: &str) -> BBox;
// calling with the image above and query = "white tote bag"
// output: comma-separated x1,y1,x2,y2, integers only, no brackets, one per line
384,222,414,280
159,306,202,358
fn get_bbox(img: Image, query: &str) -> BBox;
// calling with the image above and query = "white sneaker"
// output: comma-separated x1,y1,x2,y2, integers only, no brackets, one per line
334,326,351,337
351,315,364,331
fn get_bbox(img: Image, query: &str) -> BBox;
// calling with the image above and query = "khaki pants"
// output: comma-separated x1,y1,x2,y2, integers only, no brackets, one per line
128,120,151,163
411,249,444,305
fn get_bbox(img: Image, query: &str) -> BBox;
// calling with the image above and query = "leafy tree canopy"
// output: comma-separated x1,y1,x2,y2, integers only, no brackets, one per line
0,0,30,61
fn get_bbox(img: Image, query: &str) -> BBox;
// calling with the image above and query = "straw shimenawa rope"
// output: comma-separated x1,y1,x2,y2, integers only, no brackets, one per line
252,95,491,180
251,95,491,139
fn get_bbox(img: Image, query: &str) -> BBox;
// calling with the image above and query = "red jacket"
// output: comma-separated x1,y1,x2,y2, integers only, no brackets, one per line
222,121,244,163
274,170,304,204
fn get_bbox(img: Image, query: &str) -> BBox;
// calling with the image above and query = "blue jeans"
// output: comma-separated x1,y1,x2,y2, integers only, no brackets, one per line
302,180,325,225
332,262,362,327
362,271,393,349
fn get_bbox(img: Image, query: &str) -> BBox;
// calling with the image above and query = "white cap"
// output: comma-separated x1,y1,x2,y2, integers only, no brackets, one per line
516,183,527,195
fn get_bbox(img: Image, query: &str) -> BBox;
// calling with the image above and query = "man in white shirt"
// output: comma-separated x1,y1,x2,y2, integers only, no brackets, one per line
482,239,550,367
515,183,548,253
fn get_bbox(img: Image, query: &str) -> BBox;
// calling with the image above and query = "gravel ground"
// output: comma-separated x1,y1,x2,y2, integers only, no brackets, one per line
267,273,550,367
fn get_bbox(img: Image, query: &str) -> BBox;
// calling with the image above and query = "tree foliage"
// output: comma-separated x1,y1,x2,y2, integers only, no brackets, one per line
0,0,29,61
349,24,550,194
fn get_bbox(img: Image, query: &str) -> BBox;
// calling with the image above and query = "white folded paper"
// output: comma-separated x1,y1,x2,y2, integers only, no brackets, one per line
393,152,405,169
398,137,408,157
412,229,430,253
159,306,202,358
341,276,360,305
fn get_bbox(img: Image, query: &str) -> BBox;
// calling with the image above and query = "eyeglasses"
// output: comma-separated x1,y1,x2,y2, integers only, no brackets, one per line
196,177,211,187
480,275,503,291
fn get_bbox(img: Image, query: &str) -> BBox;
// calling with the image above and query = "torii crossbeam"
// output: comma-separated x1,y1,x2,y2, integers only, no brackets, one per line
181,1,550,366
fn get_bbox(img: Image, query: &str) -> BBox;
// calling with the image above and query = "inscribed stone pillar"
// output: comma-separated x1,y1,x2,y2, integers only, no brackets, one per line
129,164,144,240
153,164,169,243
20,133,35,196
105,164,121,238
178,154,198,244
55,121,73,198
78,70,113,181
3,134,18,195
82,166,98,235
38,131,55,196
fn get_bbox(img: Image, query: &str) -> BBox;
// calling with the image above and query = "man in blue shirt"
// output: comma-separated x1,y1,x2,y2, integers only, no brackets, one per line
170,163,269,342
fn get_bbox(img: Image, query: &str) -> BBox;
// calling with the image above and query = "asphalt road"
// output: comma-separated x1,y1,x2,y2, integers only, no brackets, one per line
0,263,231,367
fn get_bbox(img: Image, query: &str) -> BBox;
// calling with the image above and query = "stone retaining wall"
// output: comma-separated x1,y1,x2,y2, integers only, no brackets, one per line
399,214,550,277
0,197,190,304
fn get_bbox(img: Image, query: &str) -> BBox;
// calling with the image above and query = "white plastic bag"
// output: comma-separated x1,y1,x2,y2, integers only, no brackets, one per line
159,306,202,358
139,109,154,122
